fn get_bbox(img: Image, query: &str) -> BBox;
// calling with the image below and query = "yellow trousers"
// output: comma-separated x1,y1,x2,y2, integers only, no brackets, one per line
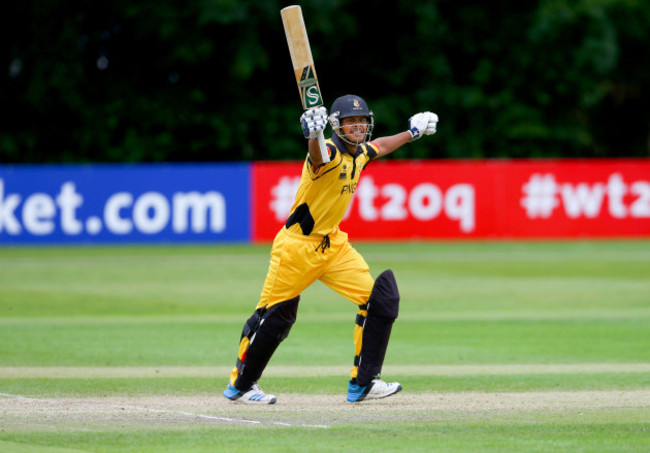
258,228,374,308
258,227,373,380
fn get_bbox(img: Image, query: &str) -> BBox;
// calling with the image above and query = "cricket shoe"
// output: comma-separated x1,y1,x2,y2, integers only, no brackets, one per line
347,378,402,402
223,383,277,405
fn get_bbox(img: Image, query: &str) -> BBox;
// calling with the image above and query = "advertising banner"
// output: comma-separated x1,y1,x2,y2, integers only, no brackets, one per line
0,164,250,244
502,159,650,238
252,159,650,241
3,159,648,244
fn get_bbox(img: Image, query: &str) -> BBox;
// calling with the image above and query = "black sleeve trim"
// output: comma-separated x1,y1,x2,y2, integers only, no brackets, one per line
366,144,378,160
327,143,338,160
362,143,378,170
307,144,338,167
308,143,340,178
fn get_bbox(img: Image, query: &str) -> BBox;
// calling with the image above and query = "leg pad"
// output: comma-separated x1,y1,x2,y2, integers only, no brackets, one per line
356,270,399,385
232,296,299,389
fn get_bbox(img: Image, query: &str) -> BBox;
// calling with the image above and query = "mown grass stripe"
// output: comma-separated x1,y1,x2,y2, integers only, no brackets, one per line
1,309,649,325
1,363,649,378
1,249,648,267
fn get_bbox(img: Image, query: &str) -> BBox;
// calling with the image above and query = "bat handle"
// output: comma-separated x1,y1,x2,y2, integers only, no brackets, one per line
317,130,330,163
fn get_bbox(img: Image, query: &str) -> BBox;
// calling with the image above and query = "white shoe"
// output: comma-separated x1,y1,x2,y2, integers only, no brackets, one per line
224,383,277,404
366,379,402,399
347,378,402,402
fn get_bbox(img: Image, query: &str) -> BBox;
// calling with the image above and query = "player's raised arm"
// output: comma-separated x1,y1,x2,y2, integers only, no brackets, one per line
300,106,329,167
372,111,438,159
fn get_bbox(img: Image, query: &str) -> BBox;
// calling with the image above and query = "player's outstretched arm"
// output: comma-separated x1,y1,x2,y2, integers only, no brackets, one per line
373,111,438,159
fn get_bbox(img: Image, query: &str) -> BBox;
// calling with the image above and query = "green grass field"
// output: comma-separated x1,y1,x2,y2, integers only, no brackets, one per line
1,240,649,452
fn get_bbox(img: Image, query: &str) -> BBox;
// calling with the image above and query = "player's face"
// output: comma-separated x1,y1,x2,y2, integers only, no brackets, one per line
340,116,368,144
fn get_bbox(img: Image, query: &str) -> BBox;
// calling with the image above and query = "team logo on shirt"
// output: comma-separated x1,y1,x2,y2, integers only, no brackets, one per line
339,164,348,180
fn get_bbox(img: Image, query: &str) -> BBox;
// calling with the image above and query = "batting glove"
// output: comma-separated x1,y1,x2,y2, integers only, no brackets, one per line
408,111,439,141
300,106,328,139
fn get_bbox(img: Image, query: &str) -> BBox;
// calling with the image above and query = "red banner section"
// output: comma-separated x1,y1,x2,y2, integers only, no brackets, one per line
252,159,650,241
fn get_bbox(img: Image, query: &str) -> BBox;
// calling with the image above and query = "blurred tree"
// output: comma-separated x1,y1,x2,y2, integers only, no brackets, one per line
0,0,648,163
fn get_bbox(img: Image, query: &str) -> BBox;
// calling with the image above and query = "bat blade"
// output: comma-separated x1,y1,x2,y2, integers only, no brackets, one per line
281,5,329,162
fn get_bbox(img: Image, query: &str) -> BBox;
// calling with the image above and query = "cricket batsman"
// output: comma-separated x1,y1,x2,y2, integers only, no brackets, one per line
223,94,438,404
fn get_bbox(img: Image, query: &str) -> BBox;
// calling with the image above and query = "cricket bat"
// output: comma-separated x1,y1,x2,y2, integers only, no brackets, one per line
281,5,330,163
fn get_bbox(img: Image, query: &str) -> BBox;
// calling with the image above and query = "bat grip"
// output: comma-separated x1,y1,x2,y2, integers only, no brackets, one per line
317,130,330,163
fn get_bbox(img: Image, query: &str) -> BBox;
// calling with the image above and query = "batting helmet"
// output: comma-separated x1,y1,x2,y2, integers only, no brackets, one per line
329,94,374,145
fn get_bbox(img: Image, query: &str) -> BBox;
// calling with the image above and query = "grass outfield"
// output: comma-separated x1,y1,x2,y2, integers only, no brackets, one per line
0,240,649,452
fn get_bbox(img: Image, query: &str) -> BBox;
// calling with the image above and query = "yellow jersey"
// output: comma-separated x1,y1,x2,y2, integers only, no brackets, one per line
285,134,379,237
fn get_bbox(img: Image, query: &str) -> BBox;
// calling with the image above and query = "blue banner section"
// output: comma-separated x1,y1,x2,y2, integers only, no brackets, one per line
0,164,250,244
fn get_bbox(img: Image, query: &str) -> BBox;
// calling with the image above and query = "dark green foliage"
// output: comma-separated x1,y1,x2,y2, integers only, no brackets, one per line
1,0,649,163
